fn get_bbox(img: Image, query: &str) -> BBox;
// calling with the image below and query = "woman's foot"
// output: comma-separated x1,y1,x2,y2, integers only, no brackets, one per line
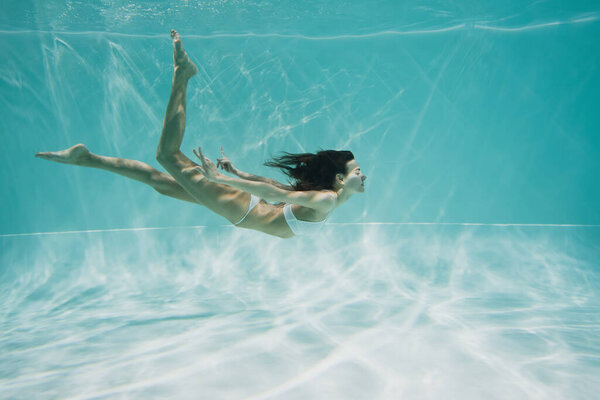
171,30,198,83
35,143,92,166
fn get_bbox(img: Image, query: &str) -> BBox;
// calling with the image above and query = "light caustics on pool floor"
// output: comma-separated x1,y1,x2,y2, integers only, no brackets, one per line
1,225,599,399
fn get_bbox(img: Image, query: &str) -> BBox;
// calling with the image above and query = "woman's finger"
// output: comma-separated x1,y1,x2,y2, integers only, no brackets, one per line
193,147,204,161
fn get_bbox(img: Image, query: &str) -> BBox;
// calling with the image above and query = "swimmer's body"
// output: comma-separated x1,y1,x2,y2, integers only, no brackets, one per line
35,31,367,239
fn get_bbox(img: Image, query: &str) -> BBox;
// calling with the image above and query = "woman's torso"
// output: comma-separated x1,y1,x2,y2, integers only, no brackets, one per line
237,200,329,238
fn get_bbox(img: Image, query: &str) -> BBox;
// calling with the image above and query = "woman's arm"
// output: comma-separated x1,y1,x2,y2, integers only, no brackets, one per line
233,169,293,191
215,175,336,213
216,146,293,191
193,146,335,211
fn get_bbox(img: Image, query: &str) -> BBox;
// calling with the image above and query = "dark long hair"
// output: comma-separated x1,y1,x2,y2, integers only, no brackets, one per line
264,149,355,191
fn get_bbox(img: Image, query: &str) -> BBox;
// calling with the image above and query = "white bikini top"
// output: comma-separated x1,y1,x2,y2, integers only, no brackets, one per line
283,203,328,236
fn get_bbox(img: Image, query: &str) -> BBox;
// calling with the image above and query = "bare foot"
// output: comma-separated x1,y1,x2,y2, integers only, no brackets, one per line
171,30,198,82
35,143,92,166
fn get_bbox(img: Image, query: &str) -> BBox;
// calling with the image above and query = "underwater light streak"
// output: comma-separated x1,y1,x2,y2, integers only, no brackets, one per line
1,222,599,238
0,13,597,40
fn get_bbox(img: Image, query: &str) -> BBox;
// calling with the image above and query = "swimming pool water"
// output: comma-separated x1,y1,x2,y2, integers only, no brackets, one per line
1,1,599,399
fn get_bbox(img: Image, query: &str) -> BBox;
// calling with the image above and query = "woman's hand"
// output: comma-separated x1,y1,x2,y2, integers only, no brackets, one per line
216,146,237,174
192,147,222,182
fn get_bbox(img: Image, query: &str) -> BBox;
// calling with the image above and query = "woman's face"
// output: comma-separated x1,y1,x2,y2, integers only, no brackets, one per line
343,159,367,192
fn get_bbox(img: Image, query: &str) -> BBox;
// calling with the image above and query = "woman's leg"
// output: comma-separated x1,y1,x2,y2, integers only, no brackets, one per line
155,30,198,160
35,144,199,204
155,30,250,224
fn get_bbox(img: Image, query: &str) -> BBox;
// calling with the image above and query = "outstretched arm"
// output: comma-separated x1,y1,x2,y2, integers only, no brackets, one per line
192,147,335,213
215,175,335,213
216,146,293,191
233,169,293,191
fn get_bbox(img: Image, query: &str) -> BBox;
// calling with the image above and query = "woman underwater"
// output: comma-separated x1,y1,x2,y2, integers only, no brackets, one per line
35,31,367,239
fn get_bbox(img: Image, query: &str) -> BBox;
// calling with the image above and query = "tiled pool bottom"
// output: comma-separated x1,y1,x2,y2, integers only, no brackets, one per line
1,225,598,399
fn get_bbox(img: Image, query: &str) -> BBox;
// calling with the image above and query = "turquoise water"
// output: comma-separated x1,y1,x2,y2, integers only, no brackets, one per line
1,1,600,399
